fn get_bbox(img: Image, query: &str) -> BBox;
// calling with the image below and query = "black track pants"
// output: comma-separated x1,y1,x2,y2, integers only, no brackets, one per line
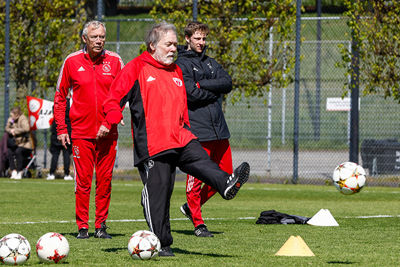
138,140,230,247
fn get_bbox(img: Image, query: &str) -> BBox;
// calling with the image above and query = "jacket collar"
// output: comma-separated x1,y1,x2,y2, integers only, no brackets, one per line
177,44,207,59
83,45,106,63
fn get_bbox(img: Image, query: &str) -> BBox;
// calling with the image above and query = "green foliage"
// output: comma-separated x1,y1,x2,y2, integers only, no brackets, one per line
0,0,86,107
302,0,347,7
150,0,296,103
338,0,400,101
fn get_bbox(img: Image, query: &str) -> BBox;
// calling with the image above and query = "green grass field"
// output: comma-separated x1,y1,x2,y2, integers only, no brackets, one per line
0,178,399,266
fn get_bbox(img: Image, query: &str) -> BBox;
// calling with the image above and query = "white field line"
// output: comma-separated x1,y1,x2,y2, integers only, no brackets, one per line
1,215,399,226
3,180,400,194
1,181,399,225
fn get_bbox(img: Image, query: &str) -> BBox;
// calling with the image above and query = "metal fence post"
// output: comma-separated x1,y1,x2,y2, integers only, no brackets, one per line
292,0,302,184
97,0,104,21
315,0,322,141
116,20,120,54
281,42,287,145
347,41,352,145
4,0,10,128
266,27,273,174
193,0,198,22
292,0,301,184
349,29,360,163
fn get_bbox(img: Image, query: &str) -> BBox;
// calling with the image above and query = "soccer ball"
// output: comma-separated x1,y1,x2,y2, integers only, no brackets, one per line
332,162,366,195
36,232,69,263
0,233,31,265
127,230,161,260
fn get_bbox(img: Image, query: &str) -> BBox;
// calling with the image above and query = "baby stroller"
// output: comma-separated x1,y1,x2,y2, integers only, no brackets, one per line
22,132,42,178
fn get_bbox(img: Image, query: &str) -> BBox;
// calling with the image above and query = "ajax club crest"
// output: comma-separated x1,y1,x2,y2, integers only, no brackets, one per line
173,77,183,87
102,63,111,72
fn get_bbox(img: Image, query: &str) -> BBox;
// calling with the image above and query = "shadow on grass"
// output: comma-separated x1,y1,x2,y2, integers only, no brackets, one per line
101,247,232,258
172,229,224,236
103,247,126,253
172,247,233,258
61,232,126,239
327,261,356,264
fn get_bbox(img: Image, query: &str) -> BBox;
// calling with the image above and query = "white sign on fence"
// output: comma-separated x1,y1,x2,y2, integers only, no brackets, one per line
326,97,360,111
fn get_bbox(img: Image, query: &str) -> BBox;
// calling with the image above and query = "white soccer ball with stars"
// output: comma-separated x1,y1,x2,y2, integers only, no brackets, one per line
36,232,69,264
332,161,366,195
128,230,161,260
0,233,31,265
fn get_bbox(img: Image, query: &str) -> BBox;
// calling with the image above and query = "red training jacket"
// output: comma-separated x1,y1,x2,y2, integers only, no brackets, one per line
102,51,197,165
54,48,124,139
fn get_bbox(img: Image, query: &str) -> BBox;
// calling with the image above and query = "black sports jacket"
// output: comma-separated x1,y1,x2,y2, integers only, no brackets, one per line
175,45,232,142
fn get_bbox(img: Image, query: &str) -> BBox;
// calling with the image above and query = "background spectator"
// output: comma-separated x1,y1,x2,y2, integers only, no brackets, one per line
5,107,33,179
47,98,73,180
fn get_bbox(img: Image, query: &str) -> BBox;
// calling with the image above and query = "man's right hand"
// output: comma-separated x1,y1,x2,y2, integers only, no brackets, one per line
57,134,71,149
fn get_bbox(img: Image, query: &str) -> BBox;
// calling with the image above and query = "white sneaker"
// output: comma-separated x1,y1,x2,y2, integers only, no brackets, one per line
15,171,22,180
10,170,18,179
64,175,73,181
47,174,55,180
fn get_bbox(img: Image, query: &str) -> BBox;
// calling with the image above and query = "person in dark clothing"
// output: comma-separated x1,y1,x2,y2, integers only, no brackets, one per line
0,132,10,177
101,22,250,257
47,98,72,180
175,22,234,237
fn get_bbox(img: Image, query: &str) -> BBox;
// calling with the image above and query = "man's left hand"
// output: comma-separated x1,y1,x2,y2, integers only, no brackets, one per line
96,125,110,140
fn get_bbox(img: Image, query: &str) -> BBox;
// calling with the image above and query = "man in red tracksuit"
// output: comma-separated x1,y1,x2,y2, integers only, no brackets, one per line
100,22,250,257
54,20,124,239
175,22,233,237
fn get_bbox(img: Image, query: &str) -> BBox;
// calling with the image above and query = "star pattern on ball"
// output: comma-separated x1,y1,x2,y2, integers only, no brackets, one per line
147,245,158,257
139,232,152,238
50,232,64,241
48,250,66,263
132,242,145,259
36,240,43,251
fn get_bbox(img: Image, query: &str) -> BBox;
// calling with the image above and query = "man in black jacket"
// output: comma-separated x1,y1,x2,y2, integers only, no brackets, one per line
175,22,234,237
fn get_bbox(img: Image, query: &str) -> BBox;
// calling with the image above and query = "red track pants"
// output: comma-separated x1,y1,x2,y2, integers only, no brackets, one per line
72,138,117,230
185,139,233,228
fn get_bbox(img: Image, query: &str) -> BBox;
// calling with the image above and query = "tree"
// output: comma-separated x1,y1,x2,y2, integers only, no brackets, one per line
0,0,86,106
338,0,400,101
150,0,296,102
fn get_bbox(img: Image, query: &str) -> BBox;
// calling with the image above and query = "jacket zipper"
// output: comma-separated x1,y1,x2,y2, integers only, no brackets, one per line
94,64,97,138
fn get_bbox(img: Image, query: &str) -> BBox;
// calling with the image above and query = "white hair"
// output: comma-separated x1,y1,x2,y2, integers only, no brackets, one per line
82,20,106,37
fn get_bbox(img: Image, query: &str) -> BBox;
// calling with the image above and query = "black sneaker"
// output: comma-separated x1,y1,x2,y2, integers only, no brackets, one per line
180,203,193,223
76,228,89,239
159,246,175,257
194,224,214,237
94,222,112,239
223,162,250,200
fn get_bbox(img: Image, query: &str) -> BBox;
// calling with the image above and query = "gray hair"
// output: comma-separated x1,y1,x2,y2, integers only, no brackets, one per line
82,20,106,37
145,22,177,52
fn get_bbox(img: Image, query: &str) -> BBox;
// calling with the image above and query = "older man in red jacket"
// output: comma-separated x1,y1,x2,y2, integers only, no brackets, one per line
100,22,250,257
54,20,124,239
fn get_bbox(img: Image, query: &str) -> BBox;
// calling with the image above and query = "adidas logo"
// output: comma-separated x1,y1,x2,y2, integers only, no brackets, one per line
78,66,85,72
147,76,156,82
226,174,234,184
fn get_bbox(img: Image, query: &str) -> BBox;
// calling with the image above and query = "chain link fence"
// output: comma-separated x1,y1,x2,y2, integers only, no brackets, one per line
1,17,399,186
